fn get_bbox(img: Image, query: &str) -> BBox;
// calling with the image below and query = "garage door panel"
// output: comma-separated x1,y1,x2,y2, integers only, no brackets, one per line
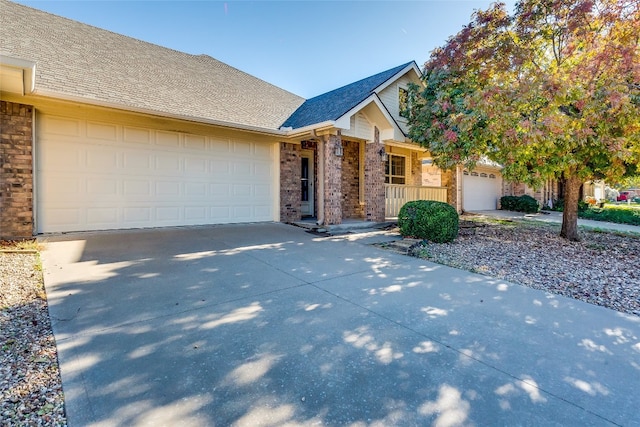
233,161,252,175
185,206,207,221
254,205,272,218
40,141,83,170
155,181,180,196
185,182,207,197
41,116,81,137
210,183,230,196
37,113,275,233
123,126,151,145
123,180,151,196
45,208,81,228
123,152,152,171
155,155,181,172
211,160,231,176
184,157,208,175
87,207,118,225
123,207,151,223
86,121,117,141
210,137,231,152
234,140,252,155
156,131,180,147
156,207,180,222
184,134,206,150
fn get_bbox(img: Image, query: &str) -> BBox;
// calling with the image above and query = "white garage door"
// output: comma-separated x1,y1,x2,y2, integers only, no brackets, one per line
36,113,275,233
463,170,501,211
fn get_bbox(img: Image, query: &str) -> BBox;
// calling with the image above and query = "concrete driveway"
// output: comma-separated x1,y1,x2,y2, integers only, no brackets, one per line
40,223,640,426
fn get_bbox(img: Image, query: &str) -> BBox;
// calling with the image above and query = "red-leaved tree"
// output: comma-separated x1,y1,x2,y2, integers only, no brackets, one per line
408,0,639,240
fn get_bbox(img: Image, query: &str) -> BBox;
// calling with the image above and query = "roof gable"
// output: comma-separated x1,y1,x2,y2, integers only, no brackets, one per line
0,0,305,131
281,61,418,130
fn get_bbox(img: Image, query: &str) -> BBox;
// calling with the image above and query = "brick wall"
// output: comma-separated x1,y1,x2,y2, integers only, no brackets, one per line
0,101,34,239
323,134,342,225
441,167,460,213
341,140,363,219
502,181,528,197
279,142,301,222
364,127,385,222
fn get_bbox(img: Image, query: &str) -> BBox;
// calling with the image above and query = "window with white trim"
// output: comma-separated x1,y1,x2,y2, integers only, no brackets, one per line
385,155,406,184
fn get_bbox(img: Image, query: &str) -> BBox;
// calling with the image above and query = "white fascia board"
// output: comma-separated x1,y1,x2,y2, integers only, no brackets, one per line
333,94,401,135
374,62,424,94
0,54,36,94
383,139,427,151
34,89,290,137
284,121,337,138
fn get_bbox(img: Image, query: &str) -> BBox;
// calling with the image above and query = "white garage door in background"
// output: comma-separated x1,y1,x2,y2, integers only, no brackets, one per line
36,113,276,233
463,169,501,211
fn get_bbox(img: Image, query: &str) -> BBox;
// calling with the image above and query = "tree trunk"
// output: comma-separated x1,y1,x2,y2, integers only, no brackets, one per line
560,175,582,241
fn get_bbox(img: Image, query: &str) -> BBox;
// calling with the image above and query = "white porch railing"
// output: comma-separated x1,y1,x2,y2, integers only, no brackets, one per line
385,184,448,217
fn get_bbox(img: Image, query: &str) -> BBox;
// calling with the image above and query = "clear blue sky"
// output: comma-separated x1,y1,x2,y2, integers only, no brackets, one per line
16,0,513,98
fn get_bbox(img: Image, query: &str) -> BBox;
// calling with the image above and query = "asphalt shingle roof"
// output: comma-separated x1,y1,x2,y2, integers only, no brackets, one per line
0,0,305,131
281,61,414,130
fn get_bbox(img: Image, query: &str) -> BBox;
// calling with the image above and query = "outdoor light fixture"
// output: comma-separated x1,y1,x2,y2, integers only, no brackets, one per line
379,148,388,161
335,142,343,157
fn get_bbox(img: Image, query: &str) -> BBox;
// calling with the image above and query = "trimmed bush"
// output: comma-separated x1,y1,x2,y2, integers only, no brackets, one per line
500,196,519,211
500,195,539,213
398,200,459,243
580,205,640,226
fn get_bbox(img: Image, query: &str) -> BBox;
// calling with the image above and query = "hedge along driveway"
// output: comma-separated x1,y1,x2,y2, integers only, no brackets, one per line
579,204,640,226
40,223,640,426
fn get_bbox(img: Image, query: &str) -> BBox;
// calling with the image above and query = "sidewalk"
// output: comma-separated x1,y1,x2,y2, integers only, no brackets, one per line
472,209,640,234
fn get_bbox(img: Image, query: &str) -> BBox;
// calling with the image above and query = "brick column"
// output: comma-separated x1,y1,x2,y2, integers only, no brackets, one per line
364,127,385,222
0,101,34,239
279,142,301,222
341,140,362,219
323,133,342,225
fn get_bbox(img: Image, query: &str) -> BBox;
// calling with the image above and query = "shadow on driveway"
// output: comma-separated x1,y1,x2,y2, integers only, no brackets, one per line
40,223,640,426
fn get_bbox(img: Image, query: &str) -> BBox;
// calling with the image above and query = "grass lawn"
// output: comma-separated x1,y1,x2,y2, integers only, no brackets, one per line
579,203,640,226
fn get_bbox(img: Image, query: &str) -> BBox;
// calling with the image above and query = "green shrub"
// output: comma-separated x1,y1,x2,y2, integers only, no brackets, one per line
580,205,640,226
578,200,590,212
500,195,539,213
551,198,564,211
398,200,459,243
500,196,519,211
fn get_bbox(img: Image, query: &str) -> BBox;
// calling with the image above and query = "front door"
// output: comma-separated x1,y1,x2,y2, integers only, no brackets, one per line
301,150,315,217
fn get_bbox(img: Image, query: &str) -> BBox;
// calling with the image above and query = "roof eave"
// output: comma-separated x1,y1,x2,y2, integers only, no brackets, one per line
374,61,423,94
0,55,36,95
34,88,290,137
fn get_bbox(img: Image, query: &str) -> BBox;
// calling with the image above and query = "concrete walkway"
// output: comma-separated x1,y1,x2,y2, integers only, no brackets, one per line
473,209,640,234
40,223,640,426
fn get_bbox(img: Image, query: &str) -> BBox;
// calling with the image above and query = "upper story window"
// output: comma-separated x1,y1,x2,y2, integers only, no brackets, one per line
398,87,409,119
385,154,406,184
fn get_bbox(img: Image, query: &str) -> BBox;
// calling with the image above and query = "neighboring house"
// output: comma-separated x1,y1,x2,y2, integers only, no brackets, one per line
502,179,561,209
1,0,460,238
